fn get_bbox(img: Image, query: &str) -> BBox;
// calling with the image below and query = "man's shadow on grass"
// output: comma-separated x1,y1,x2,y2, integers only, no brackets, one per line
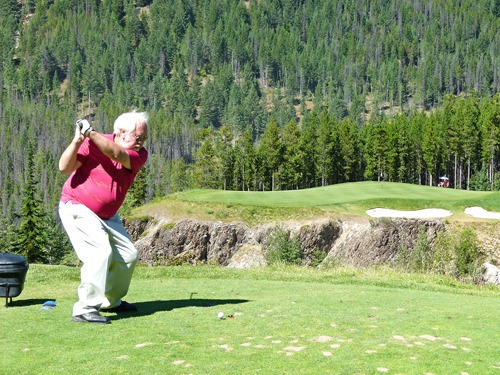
108,297,250,320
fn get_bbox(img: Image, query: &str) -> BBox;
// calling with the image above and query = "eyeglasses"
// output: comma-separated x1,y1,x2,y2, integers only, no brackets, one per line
133,134,147,143
126,132,147,143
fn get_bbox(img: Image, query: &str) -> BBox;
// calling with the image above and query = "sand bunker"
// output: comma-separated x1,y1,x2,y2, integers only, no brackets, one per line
464,207,500,219
365,208,453,219
366,206,500,219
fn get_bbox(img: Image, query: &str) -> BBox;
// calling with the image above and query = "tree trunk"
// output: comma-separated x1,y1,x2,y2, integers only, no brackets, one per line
454,154,458,188
467,157,470,190
459,161,463,189
491,155,495,191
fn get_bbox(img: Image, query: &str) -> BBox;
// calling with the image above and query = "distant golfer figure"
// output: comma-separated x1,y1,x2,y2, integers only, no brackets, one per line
58,111,148,324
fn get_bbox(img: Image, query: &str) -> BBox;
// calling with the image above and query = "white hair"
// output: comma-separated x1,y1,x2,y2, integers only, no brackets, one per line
113,111,148,134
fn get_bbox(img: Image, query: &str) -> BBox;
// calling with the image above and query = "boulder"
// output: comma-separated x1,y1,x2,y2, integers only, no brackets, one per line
481,262,500,284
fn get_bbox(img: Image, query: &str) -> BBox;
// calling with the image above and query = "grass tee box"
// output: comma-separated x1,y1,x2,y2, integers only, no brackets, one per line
2,265,499,374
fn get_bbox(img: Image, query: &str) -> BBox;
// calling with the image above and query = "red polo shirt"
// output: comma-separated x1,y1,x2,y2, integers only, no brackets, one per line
61,134,148,219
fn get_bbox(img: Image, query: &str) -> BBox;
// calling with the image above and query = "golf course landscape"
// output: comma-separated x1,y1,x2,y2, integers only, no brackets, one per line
134,181,500,226
2,0,499,372
2,182,500,374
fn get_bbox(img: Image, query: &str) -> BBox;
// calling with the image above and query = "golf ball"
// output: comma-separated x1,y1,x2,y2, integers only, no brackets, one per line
218,312,224,319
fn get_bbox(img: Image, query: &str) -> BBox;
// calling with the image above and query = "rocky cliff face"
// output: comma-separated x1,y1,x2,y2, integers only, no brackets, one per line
125,217,446,268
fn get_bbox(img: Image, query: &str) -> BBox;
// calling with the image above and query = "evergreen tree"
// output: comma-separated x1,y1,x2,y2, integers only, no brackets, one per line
192,129,220,188
479,94,500,189
280,119,303,189
0,219,17,254
298,112,319,188
120,165,148,216
215,124,235,190
407,111,428,185
238,126,257,191
242,75,266,136
447,96,466,188
421,113,443,186
199,79,223,128
393,114,411,183
45,215,72,265
337,118,360,183
384,118,401,182
363,120,390,182
316,110,334,186
258,117,283,191
15,141,49,263
458,93,481,190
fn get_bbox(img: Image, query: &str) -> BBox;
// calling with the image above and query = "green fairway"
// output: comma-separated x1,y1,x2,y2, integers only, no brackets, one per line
176,182,497,208
2,265,499,374
141,182,500,222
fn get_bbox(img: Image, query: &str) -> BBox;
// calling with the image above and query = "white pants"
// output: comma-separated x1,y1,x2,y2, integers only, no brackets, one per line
58,201,138,316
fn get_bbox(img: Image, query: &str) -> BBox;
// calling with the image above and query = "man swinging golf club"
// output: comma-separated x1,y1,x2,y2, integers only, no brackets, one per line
58,111,148,324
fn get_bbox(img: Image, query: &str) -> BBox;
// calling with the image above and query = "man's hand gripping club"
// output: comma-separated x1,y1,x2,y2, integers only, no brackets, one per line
76,119,93,137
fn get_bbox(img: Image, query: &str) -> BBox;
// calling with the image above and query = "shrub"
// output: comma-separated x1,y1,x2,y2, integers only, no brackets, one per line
430,231,454,275
266,227,303,265
59,251,82,267
396,226,432,273
454,228,482,278
396,227,483,280
310,248,329,267
469,170,490,191
412,226,434,272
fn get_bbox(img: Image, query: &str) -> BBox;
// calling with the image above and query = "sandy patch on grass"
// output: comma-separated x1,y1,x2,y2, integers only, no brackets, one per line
309,336,333,343
464,207,500,219
134,342,153,348
283,346,306,352
217,344,233,351
366,206,500,219
419,334,438,341
366,208,452,219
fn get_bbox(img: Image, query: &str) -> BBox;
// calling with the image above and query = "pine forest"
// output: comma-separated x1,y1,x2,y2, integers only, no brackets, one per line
0,0,499,262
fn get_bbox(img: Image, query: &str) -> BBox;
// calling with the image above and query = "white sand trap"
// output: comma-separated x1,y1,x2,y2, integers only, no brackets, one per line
464,206,500,219
366,208,452,219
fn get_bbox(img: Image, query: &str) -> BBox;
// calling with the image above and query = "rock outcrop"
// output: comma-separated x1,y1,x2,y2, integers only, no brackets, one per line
323,219,445,266
125,217,447,268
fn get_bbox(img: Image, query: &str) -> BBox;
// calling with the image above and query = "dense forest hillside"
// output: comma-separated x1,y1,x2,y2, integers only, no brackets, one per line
0,0,499,262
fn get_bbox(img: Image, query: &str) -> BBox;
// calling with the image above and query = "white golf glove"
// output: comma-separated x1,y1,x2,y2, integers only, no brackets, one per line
76,119,93,137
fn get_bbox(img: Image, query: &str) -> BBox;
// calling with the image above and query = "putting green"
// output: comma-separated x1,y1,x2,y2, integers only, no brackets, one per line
174,182,498,210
